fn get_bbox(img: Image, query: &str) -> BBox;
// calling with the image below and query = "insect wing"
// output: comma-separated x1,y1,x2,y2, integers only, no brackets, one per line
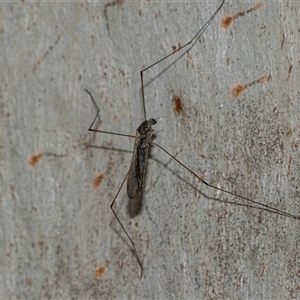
127,132,150,200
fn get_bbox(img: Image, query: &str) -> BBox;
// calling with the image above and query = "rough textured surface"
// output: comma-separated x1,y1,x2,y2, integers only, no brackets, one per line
1,1,300,299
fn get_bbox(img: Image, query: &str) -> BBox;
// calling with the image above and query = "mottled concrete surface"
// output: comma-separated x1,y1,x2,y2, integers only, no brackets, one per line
1,1,300,299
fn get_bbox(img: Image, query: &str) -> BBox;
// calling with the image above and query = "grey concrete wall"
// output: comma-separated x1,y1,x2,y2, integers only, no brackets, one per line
1,1,300,299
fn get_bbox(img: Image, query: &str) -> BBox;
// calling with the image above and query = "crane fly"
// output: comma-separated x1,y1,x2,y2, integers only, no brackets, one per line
85,0,300,278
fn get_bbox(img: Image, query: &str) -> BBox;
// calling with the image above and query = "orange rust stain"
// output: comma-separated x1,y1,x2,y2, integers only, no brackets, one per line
221,3,263,29
255,3,263,10
232,74,271,98
92,173,105,189
221,16,235,29
257,75,271,83
172,95,183,115
232,84,246,98
248,74,271,87
29,153,44,166
94,264,107,278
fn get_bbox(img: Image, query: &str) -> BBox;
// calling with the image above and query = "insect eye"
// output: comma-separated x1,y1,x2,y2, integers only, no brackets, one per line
149,118,157,125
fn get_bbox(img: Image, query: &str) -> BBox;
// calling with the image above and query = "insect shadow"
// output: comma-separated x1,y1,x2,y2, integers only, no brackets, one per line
85,0,300,278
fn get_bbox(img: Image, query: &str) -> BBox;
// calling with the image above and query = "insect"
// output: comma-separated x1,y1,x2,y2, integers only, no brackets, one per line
86,0,300,278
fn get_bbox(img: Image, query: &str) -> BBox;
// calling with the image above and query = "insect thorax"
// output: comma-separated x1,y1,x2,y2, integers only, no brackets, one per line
137,118,157,138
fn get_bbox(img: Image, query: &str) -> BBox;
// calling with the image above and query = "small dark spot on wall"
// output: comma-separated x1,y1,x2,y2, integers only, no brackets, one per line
221,3,263,29
232,75,271,98
94,264,107,278
172,95,183,115
92,173,105,189
29,153,44,166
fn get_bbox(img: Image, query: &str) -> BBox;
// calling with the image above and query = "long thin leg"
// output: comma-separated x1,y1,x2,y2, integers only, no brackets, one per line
85,89,143,276
110,171,144,278
152,142,300,221
85,89,136,139
140,0,225,120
